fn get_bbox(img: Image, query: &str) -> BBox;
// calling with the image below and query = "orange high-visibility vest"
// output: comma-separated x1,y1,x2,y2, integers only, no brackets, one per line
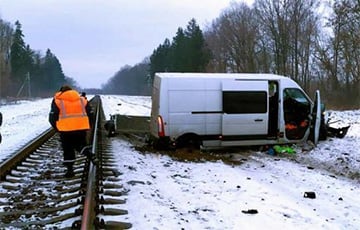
54,90,90,131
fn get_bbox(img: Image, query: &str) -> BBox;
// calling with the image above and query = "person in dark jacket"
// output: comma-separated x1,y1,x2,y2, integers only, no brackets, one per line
49,85,92,178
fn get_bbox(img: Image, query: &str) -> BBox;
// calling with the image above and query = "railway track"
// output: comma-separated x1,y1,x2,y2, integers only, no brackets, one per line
0,96,131,229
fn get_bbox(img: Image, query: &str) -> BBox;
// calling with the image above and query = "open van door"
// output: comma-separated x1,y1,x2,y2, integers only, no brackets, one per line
222,80,268,138
0,112,2,144
311,90,321,146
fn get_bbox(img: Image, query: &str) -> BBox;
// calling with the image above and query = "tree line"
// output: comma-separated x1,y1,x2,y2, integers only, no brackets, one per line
202,0,359,108
102,62,151,95
102,18,210,96
104,0,359,108
0,19,76,98
1,0,359,108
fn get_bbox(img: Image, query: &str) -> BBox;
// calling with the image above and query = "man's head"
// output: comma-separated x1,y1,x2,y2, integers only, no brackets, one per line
59,85,72,92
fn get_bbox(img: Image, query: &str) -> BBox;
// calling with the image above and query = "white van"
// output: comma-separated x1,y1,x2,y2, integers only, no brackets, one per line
150,73,321,149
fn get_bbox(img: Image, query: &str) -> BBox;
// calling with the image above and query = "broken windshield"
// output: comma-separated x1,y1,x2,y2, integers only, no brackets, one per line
283,88,310,105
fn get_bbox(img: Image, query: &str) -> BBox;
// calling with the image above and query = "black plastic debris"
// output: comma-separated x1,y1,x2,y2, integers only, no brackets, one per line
304,191,316,199
104,117,116,137
242,209,258,214
327,125,350,138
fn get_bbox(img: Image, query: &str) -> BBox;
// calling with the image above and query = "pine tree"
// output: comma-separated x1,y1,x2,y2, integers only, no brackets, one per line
41,49,66,93
149,38,172,77
172,28,187,71
149,19,211,79
183,18,211,72
10,21,31,86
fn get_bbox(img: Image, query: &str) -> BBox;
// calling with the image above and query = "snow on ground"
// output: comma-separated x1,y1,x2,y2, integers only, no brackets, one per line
0,98,52,161
0,95,359,229
101,95,151,119
101,95,360,229
109,139,359,229
296,110,360,180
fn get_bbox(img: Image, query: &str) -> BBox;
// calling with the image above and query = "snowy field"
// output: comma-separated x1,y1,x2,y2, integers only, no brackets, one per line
0,98,53,158
0,95,359,229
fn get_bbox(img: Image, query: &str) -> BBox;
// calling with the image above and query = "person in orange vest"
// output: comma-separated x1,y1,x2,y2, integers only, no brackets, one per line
49,85,92,178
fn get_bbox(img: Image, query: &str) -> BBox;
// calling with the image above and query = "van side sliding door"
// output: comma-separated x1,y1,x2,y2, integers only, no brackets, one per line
221,80,269,139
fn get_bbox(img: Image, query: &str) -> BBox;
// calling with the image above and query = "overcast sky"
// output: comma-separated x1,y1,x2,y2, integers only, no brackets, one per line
0,0,253,89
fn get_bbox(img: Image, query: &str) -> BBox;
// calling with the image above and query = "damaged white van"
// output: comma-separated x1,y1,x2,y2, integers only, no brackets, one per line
150,73,322,149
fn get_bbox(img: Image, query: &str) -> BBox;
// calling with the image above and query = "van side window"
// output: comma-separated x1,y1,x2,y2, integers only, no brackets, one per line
223,91,267,114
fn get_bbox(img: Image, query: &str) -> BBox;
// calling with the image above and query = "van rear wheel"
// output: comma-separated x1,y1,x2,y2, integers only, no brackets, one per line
176,134,201,150
152,138,168,150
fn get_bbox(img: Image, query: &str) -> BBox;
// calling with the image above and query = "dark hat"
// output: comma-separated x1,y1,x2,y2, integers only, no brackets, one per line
59,85,72,92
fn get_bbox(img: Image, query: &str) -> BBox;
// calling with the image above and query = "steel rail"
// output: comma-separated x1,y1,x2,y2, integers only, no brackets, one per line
81,95,101,229
0,127,55,180
0,96,104,228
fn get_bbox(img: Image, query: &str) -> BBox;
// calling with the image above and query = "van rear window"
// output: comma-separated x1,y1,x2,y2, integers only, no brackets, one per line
223,91,267,114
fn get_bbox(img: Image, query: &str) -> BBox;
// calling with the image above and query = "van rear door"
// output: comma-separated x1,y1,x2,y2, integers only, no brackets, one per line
222,80,268,137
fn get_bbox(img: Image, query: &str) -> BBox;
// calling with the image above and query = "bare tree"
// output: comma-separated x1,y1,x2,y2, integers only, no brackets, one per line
254,0,321,91
254,0,290,75
204,2,260,73
0,18,13,97
289,1,321,91
316,0,360,107
334,0,360,106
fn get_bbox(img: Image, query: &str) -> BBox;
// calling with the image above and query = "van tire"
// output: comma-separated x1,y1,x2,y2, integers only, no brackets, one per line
176,134,201,150
152,139,165,150
152,137,172,150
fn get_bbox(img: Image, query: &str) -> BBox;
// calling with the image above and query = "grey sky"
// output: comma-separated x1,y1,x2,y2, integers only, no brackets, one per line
0,0,252,88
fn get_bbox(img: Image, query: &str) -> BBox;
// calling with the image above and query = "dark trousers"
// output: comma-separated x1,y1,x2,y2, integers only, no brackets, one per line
60,130,87,167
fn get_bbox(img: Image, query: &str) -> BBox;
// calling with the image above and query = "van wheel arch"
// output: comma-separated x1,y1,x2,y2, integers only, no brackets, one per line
176,133,201,149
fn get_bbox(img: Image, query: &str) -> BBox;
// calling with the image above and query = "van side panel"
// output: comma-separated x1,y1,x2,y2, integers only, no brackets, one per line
168,90,206,135
151,73,315,148
204,90,222,134
166,78,222,138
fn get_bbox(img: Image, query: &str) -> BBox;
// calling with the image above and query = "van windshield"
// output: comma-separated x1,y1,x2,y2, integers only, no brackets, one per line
283,88,309,105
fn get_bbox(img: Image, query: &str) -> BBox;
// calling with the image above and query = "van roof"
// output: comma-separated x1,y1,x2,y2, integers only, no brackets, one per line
156,72,291,81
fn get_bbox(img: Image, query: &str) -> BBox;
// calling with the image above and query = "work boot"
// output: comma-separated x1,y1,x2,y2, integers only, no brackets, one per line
89,154,98,165
80,146,98,165
65,165,75,178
